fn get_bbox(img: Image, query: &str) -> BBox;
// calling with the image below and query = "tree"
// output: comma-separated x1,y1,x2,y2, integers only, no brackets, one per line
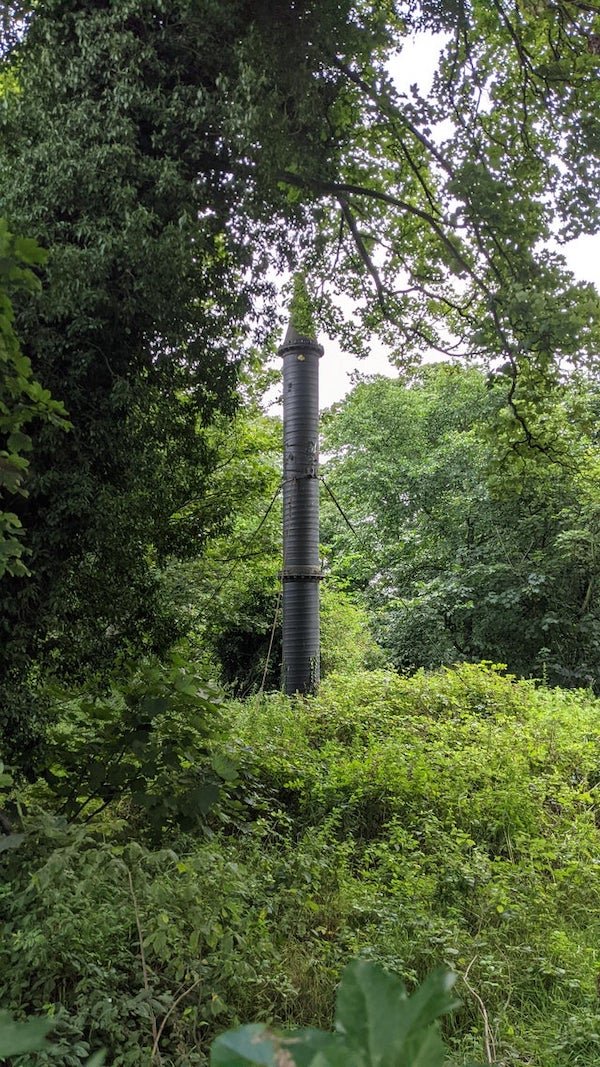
298,2,600,385
0,219,68,579
0,0,387,749
321,365,600,688
162,403,283,693
1,0,599,742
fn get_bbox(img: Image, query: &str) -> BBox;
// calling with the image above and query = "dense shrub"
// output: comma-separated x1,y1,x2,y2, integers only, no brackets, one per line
1,664,599,1065
18,659,234,841
228,665,600,1065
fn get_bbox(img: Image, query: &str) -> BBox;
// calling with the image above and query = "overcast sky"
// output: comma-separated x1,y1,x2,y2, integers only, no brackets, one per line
268,34,600,412
315,35,600,410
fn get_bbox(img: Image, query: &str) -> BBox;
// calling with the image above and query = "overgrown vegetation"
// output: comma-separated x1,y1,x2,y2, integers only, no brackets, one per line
2,2,600,1065
2,664,600,1065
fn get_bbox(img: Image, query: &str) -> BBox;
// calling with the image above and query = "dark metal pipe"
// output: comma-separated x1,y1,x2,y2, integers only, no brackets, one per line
278,322,323,695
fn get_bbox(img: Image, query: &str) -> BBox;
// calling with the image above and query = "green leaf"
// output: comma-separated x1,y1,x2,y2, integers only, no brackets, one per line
211,1026,351,1067
141,695,170,718
281,1030,352,1067
334,961,460,1067
85,1052,107,1067
0,832,25,852
174,675,199,697
7,429,32,453
187,782,220,814
309,1048,360,1067
0,1011,53,1056
211,1024,280,1067
13,235,48,266
212,753,239,782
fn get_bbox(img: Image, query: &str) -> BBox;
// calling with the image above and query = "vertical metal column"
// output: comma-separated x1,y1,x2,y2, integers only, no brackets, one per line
278,321,323,695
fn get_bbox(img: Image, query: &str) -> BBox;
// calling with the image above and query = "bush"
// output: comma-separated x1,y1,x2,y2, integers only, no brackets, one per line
319,585,384,677
23,658,234,840
229,665,600,1065
2,664,600,1065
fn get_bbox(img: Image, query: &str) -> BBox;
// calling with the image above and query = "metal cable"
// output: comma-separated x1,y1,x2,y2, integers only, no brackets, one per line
320,475,367,547
259,584,282,693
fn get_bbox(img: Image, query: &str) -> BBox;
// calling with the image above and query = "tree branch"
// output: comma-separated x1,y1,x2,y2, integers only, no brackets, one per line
338,197,386,310
278,170,486,293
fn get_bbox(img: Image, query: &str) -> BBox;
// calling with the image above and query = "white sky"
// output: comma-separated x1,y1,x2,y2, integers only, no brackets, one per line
317,235,600,413
271,34,600,412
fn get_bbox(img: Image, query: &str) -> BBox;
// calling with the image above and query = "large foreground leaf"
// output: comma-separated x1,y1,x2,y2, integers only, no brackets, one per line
335,961,461,1067
211,962,470,1067
0,1010,53,1056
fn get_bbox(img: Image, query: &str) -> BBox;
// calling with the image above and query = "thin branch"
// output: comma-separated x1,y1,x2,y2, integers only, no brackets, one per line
581,576,594,615
491,0,542,88
338,196,386,310
259,586,282,693
127,868,160,1060
278,171,486,293
151,977,203,1062
461,959,497,1066
330,55,455,177
203,481,283,608
395,136,442,216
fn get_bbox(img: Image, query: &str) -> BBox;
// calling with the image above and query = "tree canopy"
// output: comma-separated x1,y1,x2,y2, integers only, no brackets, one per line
322,364,600,688
0,0,599,741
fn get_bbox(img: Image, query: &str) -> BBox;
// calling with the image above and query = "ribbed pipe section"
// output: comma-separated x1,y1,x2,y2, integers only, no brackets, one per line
281,581,320,694
279,325,323,695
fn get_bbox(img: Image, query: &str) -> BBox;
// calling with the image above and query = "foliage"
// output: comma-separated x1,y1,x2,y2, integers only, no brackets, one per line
0,815,356,1065
321,365,600,688
289,274,317,339
161,406,283,694
0,217,68,579
320,584,383,677
211,960,466,1067
0,0,246,741
0,1011,53,1058
0,1011,106,1064
3,664,599,1066
230,664,600,1066
22,659,237,839
0,0,384,749
0,0,599,752
296,0,600,411
1,0,598,692
2,3,600,1058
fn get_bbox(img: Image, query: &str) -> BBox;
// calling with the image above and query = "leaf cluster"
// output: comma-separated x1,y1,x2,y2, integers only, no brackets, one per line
211,960,466,1067
0,217,68,579
33,659,237,839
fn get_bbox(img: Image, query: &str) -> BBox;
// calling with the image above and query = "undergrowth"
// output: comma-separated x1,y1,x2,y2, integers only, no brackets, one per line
1,664,599,1065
